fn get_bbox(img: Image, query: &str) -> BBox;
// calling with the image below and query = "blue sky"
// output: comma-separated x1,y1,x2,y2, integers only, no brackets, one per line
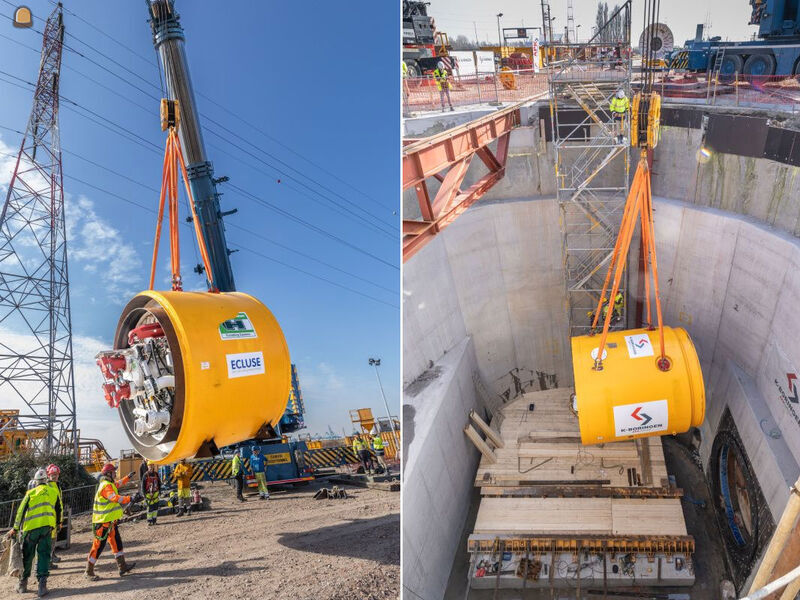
0,1,399,454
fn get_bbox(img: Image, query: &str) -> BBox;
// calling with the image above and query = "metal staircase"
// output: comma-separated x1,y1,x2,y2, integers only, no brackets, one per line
547,2,632,337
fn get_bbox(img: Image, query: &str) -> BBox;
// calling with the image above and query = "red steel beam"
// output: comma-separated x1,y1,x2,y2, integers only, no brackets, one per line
403,104,521,261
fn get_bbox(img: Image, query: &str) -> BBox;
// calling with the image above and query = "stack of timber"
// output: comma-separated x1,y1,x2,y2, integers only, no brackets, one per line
464,388,695,590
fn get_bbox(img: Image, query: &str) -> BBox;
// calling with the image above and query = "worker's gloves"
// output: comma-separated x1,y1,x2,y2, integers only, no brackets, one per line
131,492,144,504
5,529,16,539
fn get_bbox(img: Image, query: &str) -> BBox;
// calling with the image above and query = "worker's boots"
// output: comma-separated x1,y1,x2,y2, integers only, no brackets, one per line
16,577,27,593
116,555,135,576
84,562,99,581
37,577,48,597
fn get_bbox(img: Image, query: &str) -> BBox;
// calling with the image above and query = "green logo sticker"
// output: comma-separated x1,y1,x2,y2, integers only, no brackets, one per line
219,312,257,340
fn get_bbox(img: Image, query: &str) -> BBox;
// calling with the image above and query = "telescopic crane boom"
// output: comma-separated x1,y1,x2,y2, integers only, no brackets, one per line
147,0,236,292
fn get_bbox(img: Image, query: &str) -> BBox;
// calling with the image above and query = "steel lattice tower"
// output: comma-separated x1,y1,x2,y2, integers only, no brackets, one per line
0,3,76,456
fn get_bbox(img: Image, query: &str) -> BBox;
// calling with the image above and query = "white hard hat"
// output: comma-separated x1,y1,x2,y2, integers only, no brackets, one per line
370,427,377,435
33,468,47,483
437,61,445,70
616,89,625,98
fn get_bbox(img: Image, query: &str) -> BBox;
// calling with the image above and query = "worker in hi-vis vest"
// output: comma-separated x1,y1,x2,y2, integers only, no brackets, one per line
371,429,390,475
610,88,629,144
231,447,247,503
45,463,64,568
433,61,454,112
7,468,59,596
85,462,141,581
613,291,625,323
353,435,374,474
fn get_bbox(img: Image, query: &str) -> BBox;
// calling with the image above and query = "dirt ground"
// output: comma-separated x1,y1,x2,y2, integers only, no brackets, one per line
1,478,399,600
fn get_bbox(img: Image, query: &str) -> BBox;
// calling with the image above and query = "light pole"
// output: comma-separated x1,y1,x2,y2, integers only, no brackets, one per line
576,24,582,43
368,358,396,435
496,12,504,47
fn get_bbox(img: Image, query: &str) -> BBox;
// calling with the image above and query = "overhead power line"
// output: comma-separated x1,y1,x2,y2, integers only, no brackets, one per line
0,76,396,268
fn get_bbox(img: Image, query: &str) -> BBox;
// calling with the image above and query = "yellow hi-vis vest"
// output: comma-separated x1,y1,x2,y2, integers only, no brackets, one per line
48,481,63,526
14,484,57,533
433,68,451,91
92,479,124,524
232,454,242,476
372,435,385,450
610,95,629,113
353,438,366,452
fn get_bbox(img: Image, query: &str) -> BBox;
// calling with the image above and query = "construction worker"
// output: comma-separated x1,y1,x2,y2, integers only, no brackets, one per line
433,61,454,112
7,468,59,596
45,464,63,568
173,458,194,516
85,463,140,581
610,88,629,144
231,447,247,502
353,435,374,475
613,291,624,323
140,462,161,525
249,446,270,500
371,429,390,475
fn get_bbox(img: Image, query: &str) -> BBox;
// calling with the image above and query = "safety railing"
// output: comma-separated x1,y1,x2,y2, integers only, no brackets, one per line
0,483,96,529
658,73,800,113
403,69,548,114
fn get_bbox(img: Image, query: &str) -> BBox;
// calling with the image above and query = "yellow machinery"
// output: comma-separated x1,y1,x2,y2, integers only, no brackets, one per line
98,290,290,464
571,327,704,444
95,102,291,465
0,410,48,458
573,80,705,444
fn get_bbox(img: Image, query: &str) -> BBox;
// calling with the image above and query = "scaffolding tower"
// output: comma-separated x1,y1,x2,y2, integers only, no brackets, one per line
548,2,632,338
0,4,77,456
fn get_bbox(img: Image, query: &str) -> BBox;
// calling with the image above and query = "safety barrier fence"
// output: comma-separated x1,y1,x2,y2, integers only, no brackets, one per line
0,483,96,529
403,70,548,114
658,73,800,113
405,68,800,116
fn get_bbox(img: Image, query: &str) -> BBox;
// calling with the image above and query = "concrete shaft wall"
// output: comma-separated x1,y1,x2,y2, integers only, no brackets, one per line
403,109,800,598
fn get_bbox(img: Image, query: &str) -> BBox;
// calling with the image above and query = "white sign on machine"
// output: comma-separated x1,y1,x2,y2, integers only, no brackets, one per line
625,332,655,358
226,351,265,379
613,399,669,437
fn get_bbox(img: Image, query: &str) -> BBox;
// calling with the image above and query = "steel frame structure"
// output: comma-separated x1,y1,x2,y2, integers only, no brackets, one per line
548,2,632,337
402,105,520,262
0,4,77,456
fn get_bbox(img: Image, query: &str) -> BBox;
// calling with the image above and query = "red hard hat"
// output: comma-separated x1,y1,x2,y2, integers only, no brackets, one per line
101,463,117,475
46,464,60,476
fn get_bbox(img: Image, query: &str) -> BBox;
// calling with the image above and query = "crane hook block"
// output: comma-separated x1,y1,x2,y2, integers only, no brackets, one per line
570,326,705,445
95,290,291,464
160,98,180,131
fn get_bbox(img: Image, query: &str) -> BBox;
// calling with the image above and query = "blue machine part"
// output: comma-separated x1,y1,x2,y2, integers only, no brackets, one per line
279,364,306,434
719,443,747,547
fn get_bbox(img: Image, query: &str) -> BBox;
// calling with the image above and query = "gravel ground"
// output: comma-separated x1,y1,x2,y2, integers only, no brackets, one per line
1,479,399,599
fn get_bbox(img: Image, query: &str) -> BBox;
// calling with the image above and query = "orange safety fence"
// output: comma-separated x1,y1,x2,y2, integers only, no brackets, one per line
659,73,800,112
403,69,549,114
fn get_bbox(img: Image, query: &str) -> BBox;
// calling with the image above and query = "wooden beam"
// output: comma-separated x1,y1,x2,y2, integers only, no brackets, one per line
464,424,497,464
469,410,504,448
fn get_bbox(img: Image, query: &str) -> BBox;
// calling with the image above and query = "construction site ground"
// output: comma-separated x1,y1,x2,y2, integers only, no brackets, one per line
0,478,399,599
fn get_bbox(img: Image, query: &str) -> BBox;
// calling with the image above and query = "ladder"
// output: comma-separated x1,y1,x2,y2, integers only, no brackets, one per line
707,47,726,101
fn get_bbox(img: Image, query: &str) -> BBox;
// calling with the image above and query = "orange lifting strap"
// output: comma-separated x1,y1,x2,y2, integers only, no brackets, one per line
590,150,669,372
149,127,216,292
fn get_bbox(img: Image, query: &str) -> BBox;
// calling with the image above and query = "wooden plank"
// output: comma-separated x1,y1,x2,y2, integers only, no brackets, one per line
480,486,683,498
473,497,688,537
611,499,688,536
474,497,613,535
470,410,504,448
465,424,497,464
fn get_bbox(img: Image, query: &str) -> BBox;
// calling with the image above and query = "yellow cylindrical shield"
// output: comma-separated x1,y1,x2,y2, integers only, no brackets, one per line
112,290,291,464
571,326,704,445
